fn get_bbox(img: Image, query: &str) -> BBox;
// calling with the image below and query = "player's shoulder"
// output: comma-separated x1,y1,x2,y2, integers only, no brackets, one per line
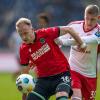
35,28,45,33
35,28,46,39
20,42,29,50
35,27,59,36
36,27,58,32
68,20,84,26
35,28,49,35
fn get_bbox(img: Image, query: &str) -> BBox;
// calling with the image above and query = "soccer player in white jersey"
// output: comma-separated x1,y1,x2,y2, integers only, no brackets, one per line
57,5,100,100
16,17,87,100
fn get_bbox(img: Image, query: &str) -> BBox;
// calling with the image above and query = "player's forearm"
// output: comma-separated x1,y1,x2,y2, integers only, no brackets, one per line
60,26,83,45
67,27,84,45
59,35,98,46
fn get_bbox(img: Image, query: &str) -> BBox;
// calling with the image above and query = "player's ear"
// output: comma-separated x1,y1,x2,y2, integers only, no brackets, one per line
98,15,100,19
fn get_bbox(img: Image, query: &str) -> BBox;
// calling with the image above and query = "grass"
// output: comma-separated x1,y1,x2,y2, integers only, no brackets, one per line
96,74,100,100
0,73,100,100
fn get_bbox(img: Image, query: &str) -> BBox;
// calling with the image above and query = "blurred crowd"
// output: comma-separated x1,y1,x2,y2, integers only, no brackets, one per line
0,0,100,49
0,0,85,49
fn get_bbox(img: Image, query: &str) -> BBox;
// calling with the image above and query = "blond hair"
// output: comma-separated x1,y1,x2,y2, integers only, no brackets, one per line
16,17,32,30
85,5,99,16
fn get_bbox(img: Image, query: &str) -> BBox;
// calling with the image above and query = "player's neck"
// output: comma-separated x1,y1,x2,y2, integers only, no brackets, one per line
83,23,97,32
32,32,36,43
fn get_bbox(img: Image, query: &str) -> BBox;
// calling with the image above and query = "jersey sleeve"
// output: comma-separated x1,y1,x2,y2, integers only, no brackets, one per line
19,45,29,65
43,27,60,40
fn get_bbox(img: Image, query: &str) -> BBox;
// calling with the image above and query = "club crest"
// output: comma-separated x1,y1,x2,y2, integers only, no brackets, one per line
40,38,45,43
95,31,100,37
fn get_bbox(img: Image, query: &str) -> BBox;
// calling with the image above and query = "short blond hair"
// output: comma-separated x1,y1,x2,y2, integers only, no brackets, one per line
85,5,99,16
16,17,32,30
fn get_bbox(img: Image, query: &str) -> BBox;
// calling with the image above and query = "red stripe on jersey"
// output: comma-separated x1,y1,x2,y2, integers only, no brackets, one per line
83,22,98,32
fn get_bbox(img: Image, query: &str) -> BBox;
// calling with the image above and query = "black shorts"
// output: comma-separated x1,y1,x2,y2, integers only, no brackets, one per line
33,71,73,100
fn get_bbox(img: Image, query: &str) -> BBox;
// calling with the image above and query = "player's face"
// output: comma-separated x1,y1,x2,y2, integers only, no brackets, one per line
84,13,98,31
17,23,34,44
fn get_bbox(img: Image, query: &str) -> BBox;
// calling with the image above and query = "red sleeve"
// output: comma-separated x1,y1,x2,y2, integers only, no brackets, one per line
45,27,60,39
20,44,29,65
38,27,60,40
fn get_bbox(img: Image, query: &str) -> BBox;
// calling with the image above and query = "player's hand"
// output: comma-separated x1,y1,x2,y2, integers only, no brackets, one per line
73,43,87,53
77,43,87,52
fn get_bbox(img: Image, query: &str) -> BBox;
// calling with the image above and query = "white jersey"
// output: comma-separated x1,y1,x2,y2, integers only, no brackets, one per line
62,21,100,78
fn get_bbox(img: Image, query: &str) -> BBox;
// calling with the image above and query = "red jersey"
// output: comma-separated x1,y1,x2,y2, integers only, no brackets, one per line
20,27,70,77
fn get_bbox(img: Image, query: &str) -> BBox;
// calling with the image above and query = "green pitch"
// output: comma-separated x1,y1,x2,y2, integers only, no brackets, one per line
0,73,100,100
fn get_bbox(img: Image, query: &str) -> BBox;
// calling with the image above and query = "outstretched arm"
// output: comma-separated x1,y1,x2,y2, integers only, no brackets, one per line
56,34,99,46
59,26,86,48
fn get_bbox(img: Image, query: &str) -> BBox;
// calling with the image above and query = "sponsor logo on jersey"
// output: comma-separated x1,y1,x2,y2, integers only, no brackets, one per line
95,31,100,37
31,43,50,61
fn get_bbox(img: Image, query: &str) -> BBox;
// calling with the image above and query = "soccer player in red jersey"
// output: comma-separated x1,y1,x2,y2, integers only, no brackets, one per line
57,5,100,100
16,17,86,100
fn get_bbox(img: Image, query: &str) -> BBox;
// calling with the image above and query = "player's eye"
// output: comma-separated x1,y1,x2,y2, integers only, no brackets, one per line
23,32,28,35
91,19,96,22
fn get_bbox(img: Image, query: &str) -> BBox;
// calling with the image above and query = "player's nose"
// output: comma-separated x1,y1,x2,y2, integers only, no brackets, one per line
22,35,26,40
